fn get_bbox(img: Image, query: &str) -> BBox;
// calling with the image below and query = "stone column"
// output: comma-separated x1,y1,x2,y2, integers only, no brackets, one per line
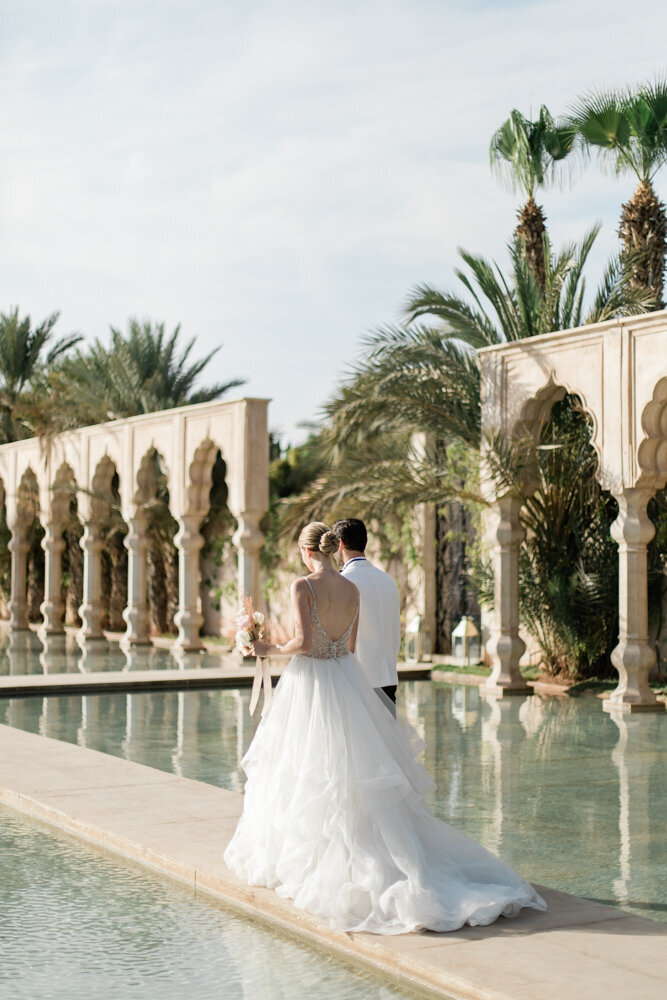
8,526,30,630
233,511,264,607
605,487,664,713
122,510,151,644
174,513,205,651
482,495,530,696
40,523,66,634
79,522,105,639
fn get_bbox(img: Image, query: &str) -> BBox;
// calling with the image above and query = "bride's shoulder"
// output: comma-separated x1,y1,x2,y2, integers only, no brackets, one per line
291,576,312,596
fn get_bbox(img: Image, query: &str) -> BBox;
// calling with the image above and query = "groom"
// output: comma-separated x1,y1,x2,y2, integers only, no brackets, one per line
332,518,401,706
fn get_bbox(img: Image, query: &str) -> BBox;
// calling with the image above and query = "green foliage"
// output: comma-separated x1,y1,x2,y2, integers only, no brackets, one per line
648,487,667,674
0,508,10,604
50,319,245,428
0,307,81,443
489,106,573,197
568,78,667,183
486,396,620,679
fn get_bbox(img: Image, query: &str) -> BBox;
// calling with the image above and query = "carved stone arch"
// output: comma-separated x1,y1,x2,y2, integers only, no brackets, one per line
133,448,160,507
88,454,117,524
17,467,40,526
637,376,667,490
79,454,124,640
186,438,221,516
50,461,77,529
512,374,603,486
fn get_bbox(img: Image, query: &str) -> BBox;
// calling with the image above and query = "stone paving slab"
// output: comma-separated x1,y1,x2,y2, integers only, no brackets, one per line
1,724,665,1000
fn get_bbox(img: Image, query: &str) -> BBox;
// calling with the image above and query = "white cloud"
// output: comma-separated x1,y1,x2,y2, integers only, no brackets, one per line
1,0,667,440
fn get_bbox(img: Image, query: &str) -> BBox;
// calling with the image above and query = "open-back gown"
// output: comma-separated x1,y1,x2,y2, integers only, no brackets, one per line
224,582,546,934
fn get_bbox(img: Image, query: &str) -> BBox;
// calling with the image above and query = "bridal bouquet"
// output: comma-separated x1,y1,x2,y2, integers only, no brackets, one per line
235,597,265,655
235,597,272,717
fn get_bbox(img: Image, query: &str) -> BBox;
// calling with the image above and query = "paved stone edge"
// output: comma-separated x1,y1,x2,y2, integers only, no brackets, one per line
0,664,432,698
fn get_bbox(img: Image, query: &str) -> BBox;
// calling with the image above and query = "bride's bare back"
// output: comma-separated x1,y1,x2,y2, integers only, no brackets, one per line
285,571,359,656
305,573,358,641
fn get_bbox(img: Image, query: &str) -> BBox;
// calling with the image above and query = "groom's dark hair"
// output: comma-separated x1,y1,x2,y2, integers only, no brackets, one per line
332,518,367,552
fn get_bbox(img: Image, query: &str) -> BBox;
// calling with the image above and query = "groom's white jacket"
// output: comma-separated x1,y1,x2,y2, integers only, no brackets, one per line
341,558,401,689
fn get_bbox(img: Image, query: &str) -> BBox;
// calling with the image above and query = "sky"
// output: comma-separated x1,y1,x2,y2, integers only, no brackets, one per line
2,0,667,445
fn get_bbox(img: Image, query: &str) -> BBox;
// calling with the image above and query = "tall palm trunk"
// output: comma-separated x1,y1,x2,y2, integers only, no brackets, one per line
516,196,547,290
435,501,480,654
107,526,128,632
619,179,667,307
27,521,45,622
147,540,168,635
0,512,10,618
63,518,83,626
165,547,179,633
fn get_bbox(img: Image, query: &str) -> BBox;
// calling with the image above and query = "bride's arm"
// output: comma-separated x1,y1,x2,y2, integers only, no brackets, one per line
251,578,312,657
348,595,360,653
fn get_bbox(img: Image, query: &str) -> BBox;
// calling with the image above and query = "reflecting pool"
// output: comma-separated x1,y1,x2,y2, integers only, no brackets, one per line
0,807,412,1000
0,626,226,676
1,634,666,925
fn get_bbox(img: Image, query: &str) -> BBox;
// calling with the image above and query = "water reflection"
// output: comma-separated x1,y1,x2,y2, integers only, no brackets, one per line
0,622,228,676
1,667,665,924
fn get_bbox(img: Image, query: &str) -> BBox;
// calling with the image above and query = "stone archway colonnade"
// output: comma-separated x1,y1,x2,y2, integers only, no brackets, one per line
0,398,269,651
479,311,667,712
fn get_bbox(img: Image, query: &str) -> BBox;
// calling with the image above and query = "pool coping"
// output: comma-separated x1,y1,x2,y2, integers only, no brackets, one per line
1,724,666,1000
0,659,431,698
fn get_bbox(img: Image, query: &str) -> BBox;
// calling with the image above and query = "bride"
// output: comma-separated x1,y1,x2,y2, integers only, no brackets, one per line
224,522,546,935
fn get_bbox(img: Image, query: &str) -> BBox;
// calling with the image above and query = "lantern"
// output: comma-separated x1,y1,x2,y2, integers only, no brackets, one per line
451,616,480,665
404,615,432,664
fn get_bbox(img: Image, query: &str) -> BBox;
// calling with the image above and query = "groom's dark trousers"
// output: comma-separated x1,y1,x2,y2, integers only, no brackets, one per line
375,684,397,717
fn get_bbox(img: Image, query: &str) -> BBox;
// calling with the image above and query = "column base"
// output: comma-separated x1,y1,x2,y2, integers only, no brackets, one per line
76,632,108,647
481,682,532,698
8,602,29,632
603,698,666,714
172,640,204,654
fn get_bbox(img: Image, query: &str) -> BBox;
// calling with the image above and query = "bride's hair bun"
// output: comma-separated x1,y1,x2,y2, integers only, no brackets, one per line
298,521,337,557
318,530,338,557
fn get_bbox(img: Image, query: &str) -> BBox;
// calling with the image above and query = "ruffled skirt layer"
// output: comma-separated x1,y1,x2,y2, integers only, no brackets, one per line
224,653,546,935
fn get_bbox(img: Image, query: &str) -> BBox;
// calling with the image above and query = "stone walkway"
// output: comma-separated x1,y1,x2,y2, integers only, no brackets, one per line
1,724,665,1000
0,660,430,697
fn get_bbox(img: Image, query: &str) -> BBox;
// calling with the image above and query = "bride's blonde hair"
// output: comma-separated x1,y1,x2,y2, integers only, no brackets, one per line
298,521,338,558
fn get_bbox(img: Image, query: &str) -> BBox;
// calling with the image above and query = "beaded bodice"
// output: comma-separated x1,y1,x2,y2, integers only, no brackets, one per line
305,578,358,660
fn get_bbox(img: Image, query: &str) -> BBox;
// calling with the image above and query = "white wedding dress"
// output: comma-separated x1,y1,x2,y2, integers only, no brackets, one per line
224,585,546,935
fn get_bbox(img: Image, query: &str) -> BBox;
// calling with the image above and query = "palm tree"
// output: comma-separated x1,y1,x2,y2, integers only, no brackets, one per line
489,107,572,288
289,232,654,667
568,79,667,305
51,319,245,426
0,307,81,443
319,227,652,475
46,319,245,636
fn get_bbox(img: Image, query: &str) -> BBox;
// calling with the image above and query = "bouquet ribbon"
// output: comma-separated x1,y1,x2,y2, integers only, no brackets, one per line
249,657,273,717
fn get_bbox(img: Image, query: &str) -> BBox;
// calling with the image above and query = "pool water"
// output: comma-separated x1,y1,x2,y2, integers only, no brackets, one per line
0,807,415,1000
2,680,666,923
0,626,226,675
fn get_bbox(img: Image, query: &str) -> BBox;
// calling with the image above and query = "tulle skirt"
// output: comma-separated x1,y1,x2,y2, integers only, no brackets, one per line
224,652,546,935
